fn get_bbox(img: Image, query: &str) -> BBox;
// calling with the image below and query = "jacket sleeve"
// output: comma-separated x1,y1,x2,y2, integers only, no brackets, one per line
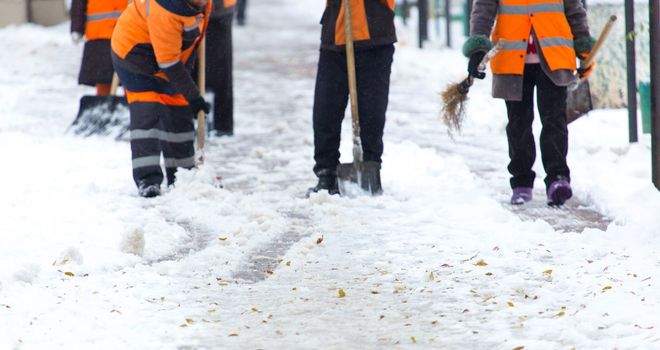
470,0,498,36
564,0,591,39
148,13,200,102
70,0,87,34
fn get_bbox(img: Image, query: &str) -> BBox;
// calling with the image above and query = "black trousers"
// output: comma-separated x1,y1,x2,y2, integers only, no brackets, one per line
505,64,569,189
312,45,394,177
129,101,195,187
236,0,247,24
206,16,234,133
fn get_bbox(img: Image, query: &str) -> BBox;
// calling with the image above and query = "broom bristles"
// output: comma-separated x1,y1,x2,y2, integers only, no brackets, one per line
440,80,470,133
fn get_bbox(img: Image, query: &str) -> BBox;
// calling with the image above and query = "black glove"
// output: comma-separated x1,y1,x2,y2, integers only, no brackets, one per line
189,96,211,118
467,51,487,80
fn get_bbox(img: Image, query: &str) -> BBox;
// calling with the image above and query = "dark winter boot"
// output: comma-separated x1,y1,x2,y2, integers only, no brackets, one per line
138,181,161,198
510,187,533,205
306,175,339,197
547,177,572,206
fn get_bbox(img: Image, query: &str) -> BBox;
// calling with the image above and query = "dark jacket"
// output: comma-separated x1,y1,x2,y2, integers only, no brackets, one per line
320,0,396,51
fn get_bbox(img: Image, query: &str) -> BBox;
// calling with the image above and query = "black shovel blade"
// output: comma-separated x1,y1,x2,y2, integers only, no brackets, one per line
336,161,382,196
566,79,593,124
70,95,130,137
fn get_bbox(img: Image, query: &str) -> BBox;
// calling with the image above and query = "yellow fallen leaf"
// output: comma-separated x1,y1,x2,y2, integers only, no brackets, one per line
218,237,228,241
186,318,193,324
208,309,216,313
508,302,515,307
485,272,493,276
556,311,565,317
286,261,291,266
316,236,324,245
180,324,188,328
543,269,553,276
338,289,346,298
252,307,260,312
513,347,525,350
228,333,239,337
411,336,417,343
475,259,488,267
602,286,613,291
64,271,74,277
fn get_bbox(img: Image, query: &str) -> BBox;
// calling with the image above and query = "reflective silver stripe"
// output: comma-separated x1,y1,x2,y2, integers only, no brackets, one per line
500,40,528,51
184,17,203,32
539,37,574,48
146,0,151,16
499,2,564,15
132,156,161,169
86,11,122,22
164,157,196,168
158,60,180,69
131,129,195,143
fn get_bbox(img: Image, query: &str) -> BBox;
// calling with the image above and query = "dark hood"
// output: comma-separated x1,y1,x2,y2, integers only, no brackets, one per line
155,0,204,16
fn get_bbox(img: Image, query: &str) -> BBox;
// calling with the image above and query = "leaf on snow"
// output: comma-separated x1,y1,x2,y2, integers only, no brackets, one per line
508,302,515,307
186,318,194,324
316,236,324,245
555,311,565,317
513,347,525,350
543,269,553,276
228,333,239,337
602,286,613,291
338,289,346,298
411,336,417,343
218,237,228,241
64,271,74,277
475,260,488,267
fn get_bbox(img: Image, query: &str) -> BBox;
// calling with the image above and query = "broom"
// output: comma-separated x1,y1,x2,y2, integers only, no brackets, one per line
441,41,501,132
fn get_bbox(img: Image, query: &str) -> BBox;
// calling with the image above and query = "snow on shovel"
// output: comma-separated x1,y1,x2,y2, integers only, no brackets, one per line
68,72,129,138
566,15,617,124
440,41,501,133
336,0,382,196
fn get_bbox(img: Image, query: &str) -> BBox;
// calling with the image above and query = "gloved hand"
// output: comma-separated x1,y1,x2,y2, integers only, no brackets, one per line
576,53,596,79
71,32,83,44
467,51,487,79
189,96,211,118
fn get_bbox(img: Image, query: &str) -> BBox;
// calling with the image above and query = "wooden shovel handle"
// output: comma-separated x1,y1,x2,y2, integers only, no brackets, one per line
196,37,206,153
581,15,617,69
344,0,362,162
110,72,120,96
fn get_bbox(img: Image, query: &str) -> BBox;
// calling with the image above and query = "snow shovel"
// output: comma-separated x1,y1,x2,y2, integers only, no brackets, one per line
195,37,207,165
336,0,382,196
69,73,129,137
566,15,617,124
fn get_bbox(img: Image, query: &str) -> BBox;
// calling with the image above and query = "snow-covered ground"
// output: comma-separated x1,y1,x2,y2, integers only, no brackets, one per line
1,0,659,348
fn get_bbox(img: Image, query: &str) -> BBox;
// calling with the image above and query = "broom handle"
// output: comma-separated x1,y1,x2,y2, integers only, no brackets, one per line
110,72,120,96
196,37,206,154
344,0,362,163
580,15,617,69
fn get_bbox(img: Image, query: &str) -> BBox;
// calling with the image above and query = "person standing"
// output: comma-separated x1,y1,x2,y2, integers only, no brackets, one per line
309,0,397,195
111,0,212,198
70,0,128,95
464,0,595,206
207,0,236,136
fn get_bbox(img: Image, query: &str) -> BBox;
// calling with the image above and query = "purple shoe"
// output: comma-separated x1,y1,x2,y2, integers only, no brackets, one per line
511,187,533,205
547,179,572,206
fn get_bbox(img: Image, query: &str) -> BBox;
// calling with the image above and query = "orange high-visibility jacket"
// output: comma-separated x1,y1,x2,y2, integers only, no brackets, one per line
490,0,577,74
70,0,128,40
112,0,211,76
321,0,397,50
